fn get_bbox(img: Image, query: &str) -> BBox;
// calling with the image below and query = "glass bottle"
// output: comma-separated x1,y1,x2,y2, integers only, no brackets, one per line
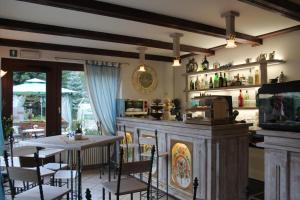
213,73,219,88
223,73,228,87
244,90,250,107
209,77,213,89
248,69,254,85
204,74,209,89
202,56,209,70
190,79,195,90
238,89,244,107
255,70,260,85
219,72,223,88
195,76,200,90
201,77,205,89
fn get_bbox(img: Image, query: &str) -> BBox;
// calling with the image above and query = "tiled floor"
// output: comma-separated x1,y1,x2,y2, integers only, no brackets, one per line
82,169,174,200
4,169,263,200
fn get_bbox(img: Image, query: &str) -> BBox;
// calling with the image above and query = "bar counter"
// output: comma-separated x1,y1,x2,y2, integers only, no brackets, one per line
117,117,251,200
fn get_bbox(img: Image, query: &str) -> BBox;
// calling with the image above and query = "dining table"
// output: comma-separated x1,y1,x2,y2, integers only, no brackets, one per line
20,134,123,200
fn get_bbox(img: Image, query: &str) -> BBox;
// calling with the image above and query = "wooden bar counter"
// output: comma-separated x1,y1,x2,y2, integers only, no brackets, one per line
117,117,251,200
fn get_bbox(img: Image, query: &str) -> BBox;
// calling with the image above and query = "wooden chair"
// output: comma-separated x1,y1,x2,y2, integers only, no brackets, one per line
4,146,71,200
138,129,169,199
102,146,155,200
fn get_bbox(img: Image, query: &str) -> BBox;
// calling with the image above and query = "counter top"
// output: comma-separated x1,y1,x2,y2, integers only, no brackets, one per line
117,117,251,131
257,129,300,139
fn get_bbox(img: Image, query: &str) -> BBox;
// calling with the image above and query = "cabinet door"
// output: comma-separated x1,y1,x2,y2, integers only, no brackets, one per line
290,152,300,200
265,149,288,200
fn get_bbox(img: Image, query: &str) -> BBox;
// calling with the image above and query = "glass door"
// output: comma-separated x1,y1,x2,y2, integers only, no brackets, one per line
12,72,47,140
1,58,60,139
61,70,97,135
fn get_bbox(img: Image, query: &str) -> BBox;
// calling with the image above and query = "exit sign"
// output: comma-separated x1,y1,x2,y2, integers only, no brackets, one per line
9,49,18,57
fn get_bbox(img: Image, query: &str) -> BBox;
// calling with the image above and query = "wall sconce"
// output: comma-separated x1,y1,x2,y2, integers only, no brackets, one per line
0,69,7,78
137,47,147,72
170,33,183,67
222,11,240,49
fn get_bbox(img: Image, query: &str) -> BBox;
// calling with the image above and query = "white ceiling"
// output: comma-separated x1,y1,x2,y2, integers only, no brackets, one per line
0,0,299,57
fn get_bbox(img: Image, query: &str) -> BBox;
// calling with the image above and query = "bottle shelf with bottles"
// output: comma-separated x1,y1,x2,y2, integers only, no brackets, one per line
185,59,286,129
183,59,286,77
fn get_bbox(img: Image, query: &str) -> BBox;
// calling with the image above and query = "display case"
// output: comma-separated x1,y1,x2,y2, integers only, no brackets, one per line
185,95,233,125
258,80,300,132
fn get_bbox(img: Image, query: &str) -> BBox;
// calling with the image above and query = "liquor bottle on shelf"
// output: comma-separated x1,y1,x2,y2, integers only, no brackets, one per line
204,74,209,89
247,69,254,85
209,77,213,89
195,76,200,90
219,72,224,87
238,89,244,107
213,73,219,88
190,79,195,90
201,77,205,89
255,70,260,85
202,56,209,70
223,73,228,87
244,90,250,107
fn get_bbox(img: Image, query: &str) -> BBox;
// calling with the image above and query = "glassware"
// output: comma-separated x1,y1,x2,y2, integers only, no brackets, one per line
248,69,254,85
255,70,260,85
238,89,244,107
213,73,219,88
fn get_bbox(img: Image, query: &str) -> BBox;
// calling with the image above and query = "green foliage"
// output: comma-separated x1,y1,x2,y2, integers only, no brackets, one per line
13,72,46,85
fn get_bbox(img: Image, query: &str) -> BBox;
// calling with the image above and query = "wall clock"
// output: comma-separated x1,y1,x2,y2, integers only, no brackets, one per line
132,66,158,94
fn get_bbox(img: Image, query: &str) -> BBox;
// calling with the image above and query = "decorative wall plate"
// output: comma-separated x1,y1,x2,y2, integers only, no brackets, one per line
171,141,192,190
132,66,158,94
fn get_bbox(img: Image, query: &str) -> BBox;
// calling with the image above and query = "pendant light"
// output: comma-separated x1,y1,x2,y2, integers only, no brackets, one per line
137,46,147,72
221,11,239,48
170,33,183,67
0,69,7,78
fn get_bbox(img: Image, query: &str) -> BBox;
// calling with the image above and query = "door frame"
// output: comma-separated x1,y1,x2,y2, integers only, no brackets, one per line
1,58,83,136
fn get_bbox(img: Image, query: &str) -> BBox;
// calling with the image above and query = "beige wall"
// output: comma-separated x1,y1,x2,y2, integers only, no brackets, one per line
0,46,174,102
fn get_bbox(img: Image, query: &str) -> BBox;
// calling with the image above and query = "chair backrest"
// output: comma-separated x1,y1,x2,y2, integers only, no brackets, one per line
12,146,38,157
137,129,159,159
7,167,39,182
121,160,153,175
116,146,155,197
4,148,44,200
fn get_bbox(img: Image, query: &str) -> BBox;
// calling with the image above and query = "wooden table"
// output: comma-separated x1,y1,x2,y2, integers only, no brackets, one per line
20,135,123,200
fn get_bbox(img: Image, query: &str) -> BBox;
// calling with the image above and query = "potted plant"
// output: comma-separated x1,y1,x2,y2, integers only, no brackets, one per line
2,116,14,144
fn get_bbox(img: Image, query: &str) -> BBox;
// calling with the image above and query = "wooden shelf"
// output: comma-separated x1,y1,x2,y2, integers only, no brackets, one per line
233,107,258,110
186,84,261,92
183,59,286,76
186,107,211,112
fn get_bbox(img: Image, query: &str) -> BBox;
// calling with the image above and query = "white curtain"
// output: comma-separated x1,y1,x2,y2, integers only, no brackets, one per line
61,95,72,129
84,62,120,135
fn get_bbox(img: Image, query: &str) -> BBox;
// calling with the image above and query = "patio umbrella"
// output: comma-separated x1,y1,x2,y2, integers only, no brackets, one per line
13,78,76,95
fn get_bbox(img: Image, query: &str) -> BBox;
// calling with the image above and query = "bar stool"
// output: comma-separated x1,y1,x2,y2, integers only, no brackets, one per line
138,129,169,200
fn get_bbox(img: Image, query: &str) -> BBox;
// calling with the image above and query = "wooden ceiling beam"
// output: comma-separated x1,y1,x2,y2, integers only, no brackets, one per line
239,0,300,22
0,38,173,62
16,0,262,45
0,18,214,55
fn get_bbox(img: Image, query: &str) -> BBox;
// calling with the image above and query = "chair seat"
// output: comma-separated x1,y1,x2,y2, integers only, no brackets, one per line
54,170,78,179
102,177,148,195
44,163,68,171
15,185,71,200
25,167,55,178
